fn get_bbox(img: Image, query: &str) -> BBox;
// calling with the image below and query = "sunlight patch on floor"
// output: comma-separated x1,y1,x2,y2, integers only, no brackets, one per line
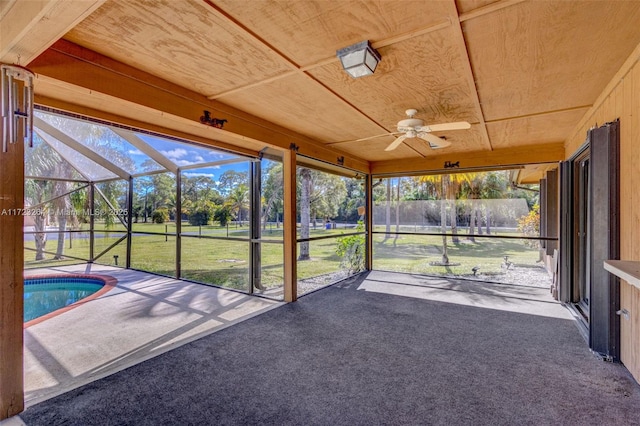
357,272,572,320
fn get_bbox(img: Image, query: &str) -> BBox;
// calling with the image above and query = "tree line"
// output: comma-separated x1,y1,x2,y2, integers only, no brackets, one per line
25,119,537,266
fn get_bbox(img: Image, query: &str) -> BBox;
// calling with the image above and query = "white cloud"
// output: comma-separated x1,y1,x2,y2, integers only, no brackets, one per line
128,149,144,155
160,148,188,159
193,155,205,162
208,152,227,159
184,172,215,178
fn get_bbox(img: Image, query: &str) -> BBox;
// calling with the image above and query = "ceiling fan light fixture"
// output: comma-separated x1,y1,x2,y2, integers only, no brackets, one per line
336,40,381,78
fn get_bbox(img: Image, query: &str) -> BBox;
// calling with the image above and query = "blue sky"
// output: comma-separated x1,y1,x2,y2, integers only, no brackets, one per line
135,134,249,182
34,110,251,183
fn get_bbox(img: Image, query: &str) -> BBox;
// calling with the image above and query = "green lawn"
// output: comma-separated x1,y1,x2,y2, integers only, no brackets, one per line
372,233,541,277
25,222,542,291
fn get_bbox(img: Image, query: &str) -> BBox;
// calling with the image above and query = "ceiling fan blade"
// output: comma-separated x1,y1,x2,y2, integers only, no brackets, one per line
385,134,408,151
425,121,471,132
354,132,401,142
418,132,451,149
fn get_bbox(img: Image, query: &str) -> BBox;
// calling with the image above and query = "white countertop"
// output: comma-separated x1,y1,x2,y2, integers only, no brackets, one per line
604,260,640,289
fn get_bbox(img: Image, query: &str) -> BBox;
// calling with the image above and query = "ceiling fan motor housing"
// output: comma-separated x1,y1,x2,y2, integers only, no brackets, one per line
397,118,424,132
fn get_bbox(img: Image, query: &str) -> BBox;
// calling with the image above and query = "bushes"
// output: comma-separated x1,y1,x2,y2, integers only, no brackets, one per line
517,204,540,248
214,205,232,227
336,221,365,274
151,208,169,224
188,208,211,226
185,205,234,227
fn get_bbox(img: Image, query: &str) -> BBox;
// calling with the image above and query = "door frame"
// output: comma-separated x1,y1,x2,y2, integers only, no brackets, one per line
559,120,620,360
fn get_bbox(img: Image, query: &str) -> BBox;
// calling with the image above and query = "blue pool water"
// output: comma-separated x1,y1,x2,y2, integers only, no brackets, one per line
24,277,104,322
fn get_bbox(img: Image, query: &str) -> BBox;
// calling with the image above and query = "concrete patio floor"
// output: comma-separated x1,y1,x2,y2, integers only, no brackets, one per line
22,264,281,406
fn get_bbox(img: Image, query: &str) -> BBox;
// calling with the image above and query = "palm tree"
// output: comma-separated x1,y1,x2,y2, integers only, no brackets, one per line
480,171,508,235
25,135,74,260
296,167,347,261
298,167,312,260
25,179,50,260
458,172,484,242
417,174,450,264
262,162,283,230
440,174,452,262
416,173,469,263
226,184,249,226
52,163,70,259
385,178,392,238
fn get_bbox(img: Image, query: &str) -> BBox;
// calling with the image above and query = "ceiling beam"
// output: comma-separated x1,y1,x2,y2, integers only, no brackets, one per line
485,105,592,124
207,18,452,100
29,40,370,174
0,0,105,65
202,1,461,145
202,0,389,136
370,143,565,176
446,0,493,151
458,0,527,22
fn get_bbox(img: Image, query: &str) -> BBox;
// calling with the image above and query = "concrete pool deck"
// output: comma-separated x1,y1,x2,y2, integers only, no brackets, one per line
23,264,281,406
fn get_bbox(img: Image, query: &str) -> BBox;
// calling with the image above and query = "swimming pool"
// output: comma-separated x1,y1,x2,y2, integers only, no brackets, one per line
24,275,115,325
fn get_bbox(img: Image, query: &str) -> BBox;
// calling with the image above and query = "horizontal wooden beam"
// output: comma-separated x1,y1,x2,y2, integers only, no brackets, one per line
34,93,261,159
29,40,370,173
370,143,565,176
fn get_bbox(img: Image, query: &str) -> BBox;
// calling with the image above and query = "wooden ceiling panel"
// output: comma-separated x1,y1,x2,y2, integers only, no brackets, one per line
427,124,486,154
455,0,500,15
1,0,105,64
213,0,453,66
465,1,640,121
26,0,640,169
63,0,292,96
513,164,557,185
218,73,385,143
337,137,415,162
335,123,486,162
309,28,481,136
33,76,268,155
487,108,589,149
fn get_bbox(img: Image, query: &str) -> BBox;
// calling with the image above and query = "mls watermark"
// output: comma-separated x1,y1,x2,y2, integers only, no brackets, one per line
1,208,128,217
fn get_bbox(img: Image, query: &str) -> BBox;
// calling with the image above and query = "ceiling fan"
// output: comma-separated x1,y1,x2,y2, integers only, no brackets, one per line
358,109,471,151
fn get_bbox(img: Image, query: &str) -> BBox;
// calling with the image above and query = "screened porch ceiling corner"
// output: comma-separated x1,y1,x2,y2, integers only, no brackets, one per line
3,0,640,178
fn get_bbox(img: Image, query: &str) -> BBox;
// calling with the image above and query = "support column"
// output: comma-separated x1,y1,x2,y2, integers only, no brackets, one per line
250,160,262,293
176,171,182,278
89,183,95,262
283,148,297,302
126,177,133,268
365,174,373,271
0,106,25,419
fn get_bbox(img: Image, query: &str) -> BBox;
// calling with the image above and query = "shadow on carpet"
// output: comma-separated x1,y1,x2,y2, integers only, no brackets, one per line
21,272,640,425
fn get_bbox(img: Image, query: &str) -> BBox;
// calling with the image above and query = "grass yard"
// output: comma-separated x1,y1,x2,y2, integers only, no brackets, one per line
25,222,545,292
372,232,542,278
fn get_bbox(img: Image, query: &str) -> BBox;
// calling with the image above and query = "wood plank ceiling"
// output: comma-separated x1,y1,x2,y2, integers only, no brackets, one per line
20,0,640,172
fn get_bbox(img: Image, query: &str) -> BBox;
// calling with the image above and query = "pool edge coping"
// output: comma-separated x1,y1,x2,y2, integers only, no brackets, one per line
23,274,118,328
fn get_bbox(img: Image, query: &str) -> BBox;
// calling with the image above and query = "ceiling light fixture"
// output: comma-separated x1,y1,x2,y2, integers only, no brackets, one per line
336,40,381,78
